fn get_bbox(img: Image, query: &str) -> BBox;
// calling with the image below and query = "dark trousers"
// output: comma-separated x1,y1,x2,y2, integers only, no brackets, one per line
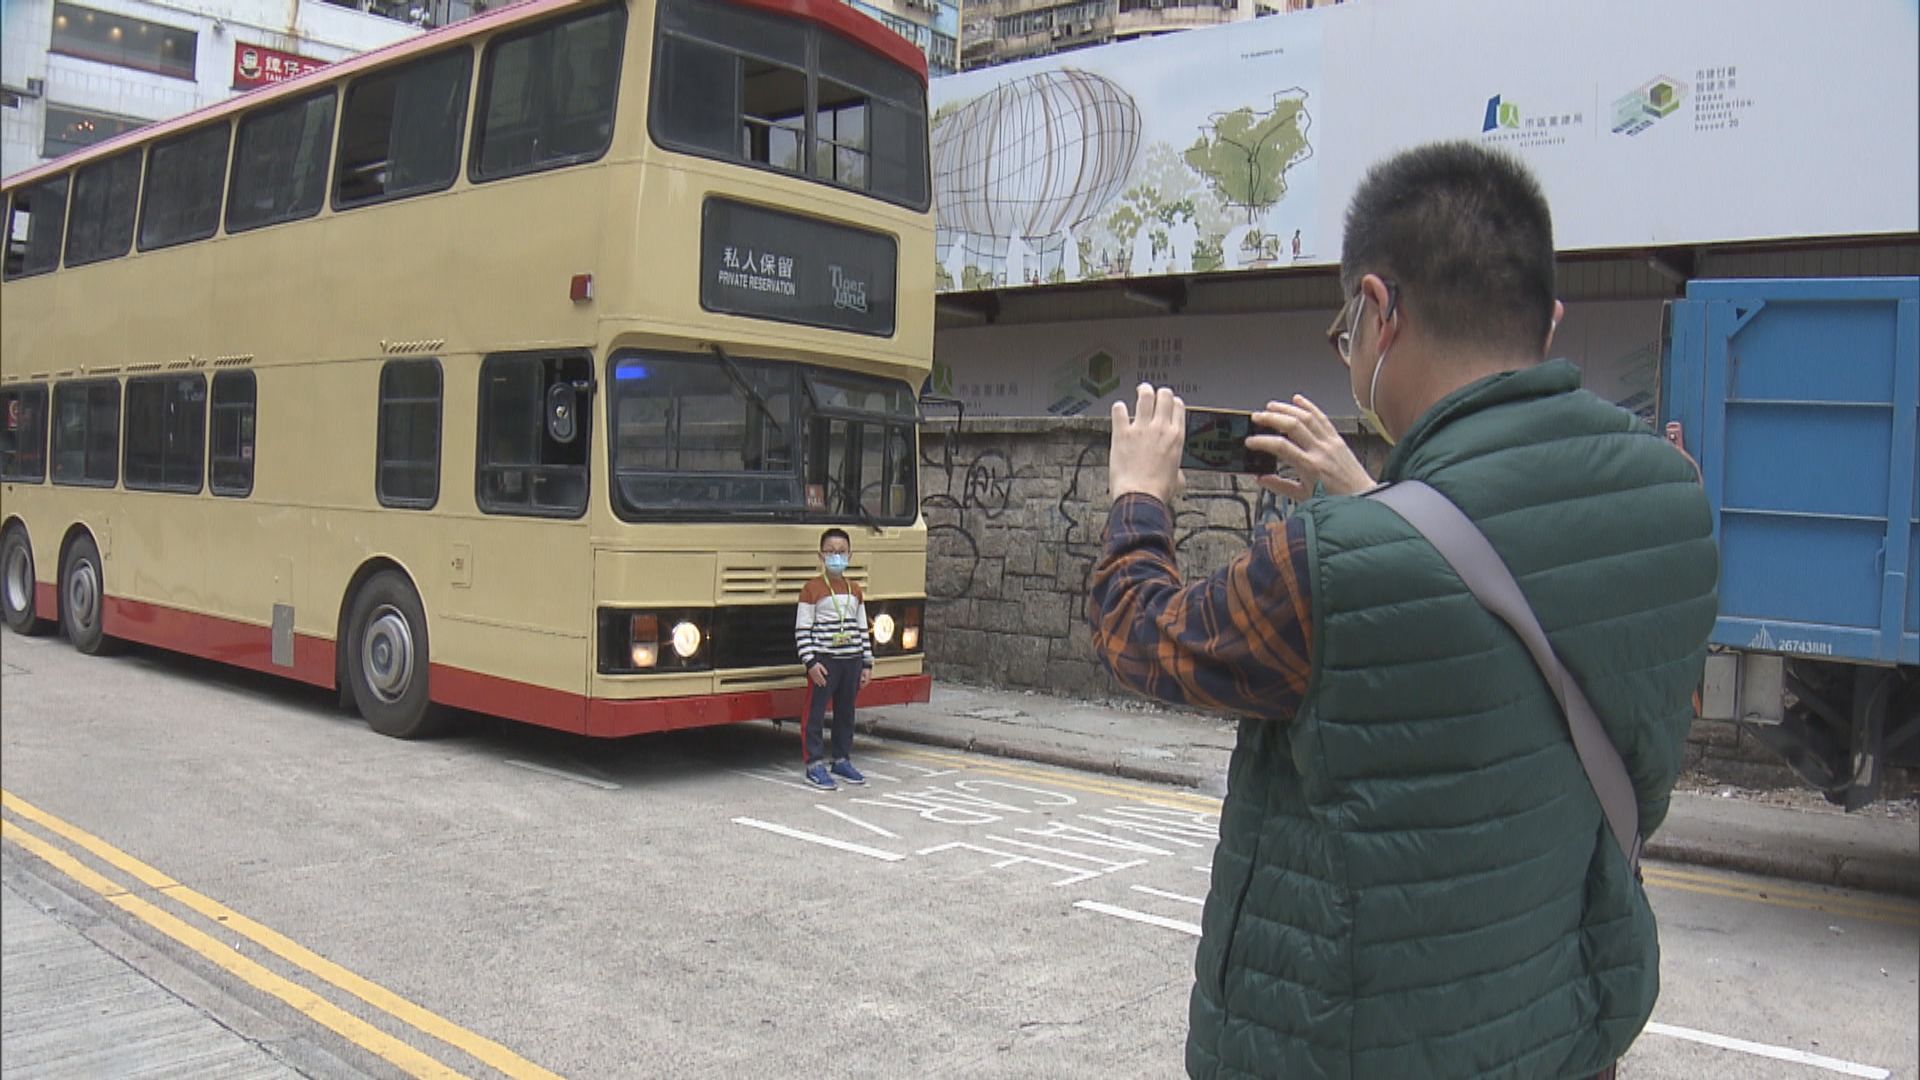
804,657,862,765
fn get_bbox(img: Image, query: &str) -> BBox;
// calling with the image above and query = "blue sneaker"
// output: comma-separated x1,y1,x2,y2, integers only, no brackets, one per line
805,764,837,791
829,759,867,786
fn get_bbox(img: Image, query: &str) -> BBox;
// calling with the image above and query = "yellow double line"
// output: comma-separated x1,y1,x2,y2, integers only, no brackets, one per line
876,747,1920,929
0,789,563,1080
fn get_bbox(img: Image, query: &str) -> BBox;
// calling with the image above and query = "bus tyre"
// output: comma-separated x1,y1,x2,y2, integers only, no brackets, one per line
345,572,448,739
60,535,120,656
3,528,47,636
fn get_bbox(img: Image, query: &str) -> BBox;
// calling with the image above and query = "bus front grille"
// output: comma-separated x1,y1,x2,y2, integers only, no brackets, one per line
711,605,804,669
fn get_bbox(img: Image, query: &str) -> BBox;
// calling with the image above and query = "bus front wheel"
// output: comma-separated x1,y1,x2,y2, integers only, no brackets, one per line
61,535,120,656
345,572,448,739
2,527,48,636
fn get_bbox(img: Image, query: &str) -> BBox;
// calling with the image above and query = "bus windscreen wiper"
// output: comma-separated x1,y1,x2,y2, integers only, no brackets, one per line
710,344,784,439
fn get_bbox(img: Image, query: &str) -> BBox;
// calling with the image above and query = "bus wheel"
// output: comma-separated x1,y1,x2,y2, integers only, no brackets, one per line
3,527,48,636
345,572,448,739
61,535,120,656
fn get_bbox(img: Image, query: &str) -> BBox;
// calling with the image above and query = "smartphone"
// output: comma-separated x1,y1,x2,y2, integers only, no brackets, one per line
1182,407,1279,475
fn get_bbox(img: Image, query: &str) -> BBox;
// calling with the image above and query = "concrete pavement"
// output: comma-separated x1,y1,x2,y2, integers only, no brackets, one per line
856,683,1920,898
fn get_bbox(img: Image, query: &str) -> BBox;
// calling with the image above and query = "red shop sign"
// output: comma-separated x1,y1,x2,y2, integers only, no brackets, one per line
233,42,327,90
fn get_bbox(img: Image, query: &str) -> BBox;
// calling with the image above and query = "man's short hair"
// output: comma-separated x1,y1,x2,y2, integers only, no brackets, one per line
820,528,851,550
1341,141,1556,358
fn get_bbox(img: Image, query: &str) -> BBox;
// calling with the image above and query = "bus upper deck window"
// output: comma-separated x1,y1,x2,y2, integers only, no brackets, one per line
4,177,70,279
472,4,625,181
335,50,471,209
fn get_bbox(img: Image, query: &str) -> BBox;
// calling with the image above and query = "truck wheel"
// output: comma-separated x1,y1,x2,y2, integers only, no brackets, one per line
61,535,121,656
344,572,450,739
2,527,47,636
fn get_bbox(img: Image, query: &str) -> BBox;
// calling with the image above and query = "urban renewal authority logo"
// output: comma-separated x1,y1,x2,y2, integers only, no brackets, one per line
1611,76,1689,136
1482,94,1520,132
1479,94,1584,149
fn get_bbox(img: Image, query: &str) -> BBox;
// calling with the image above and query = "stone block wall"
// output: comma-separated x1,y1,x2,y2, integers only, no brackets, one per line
913,414,1846,794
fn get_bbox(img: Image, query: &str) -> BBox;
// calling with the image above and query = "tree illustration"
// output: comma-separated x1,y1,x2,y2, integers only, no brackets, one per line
1183,90,1313,226
1083,143,1235,274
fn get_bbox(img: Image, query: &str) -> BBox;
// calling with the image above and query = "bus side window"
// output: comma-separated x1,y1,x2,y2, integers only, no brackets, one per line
6,177,72,280
335,49,472,209
7,179,68,279
209,371,257,498
472,4,625,181
228,91,336,233
140,122,231,251
124,374,207,494
64,149,142,268
476,353,590,518
0,385,51,483
50,380,120,488
377,359,442,510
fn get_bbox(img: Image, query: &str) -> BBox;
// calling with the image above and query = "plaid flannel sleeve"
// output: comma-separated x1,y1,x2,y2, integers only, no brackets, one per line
1086,494,1314,720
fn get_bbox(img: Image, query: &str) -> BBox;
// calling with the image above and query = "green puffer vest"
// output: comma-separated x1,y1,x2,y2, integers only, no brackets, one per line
1188,361,1718,1080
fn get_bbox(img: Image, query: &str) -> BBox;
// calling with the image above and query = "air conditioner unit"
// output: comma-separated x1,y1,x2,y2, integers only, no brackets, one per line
26,77,45,97
1080,19,1094,32
1051,24,1065,37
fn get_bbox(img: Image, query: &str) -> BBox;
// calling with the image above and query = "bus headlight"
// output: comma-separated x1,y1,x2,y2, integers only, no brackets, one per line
671,620,703,659
871,613,896,646
599,608,711,674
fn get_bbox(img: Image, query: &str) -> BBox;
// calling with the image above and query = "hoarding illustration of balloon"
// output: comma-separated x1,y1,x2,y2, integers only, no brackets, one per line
932,69,1142,283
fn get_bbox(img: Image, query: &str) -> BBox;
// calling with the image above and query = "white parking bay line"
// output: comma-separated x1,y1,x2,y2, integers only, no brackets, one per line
1644,1023,1890,1079
1074,900,1202,937
1131,885,1206,907
503,760,621,790
815,805,900,839
733,818,905,862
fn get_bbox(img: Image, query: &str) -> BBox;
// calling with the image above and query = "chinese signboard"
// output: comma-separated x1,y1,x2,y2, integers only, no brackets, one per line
929,0,1919,293
701,198,897,337
232,43,327,90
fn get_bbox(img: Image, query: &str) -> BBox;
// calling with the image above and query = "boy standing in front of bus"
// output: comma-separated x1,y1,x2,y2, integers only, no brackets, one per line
795,529,873,790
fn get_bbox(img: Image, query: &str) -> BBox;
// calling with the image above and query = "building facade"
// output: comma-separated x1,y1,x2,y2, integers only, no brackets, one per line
959,0,1301,71
1,0,428,179
842,0,962,77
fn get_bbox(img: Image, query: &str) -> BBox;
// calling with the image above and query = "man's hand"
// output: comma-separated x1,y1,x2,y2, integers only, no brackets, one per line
1248,395,1375,501
808,663,828,687
1109,383,1186,506
859,668,873,690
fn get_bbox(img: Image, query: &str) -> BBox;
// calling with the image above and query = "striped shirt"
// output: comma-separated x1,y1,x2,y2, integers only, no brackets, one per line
796,575,873,667
1087,494,1314,719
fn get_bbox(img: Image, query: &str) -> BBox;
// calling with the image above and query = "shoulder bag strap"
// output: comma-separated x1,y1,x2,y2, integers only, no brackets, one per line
1367,481,1643,871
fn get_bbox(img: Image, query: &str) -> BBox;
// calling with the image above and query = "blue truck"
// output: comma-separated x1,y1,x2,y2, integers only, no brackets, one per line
1662,277,1918,808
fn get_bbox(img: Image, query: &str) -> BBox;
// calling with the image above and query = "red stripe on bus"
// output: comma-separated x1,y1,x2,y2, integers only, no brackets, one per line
35,583,57,622
83,592,931,738
732,0,930,83
102,597,337,689
430,664,932,739
429,663,590,733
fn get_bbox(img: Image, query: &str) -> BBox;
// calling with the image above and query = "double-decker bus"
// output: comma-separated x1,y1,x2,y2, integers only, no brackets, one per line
0,0,934,739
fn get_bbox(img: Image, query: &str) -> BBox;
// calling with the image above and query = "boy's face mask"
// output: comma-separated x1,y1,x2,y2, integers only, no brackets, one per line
823,553,850,575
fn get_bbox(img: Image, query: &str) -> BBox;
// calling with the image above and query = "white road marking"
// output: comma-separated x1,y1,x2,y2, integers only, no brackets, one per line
502,760,620,790
1644,1022,1890,1079
733,818,905,862
1073,900,1202,937
1192,866,1212,874
858,769,900,783
730,769,818,793
815,805,900,839
1131,885,1206,907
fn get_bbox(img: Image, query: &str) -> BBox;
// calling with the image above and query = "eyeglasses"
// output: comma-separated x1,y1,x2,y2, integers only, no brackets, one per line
1326,280,1400,366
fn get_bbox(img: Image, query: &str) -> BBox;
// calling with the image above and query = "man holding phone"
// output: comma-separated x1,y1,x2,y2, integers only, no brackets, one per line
1086,141,1717,1079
